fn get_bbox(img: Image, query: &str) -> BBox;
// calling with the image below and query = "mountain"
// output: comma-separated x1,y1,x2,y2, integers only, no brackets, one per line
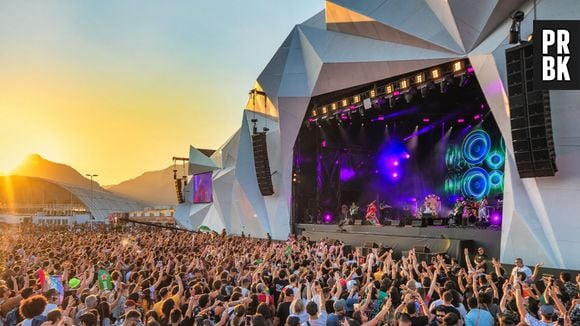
10,154,103,190
105,166,177,206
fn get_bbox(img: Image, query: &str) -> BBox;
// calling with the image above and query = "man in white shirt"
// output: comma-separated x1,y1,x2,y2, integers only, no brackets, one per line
510,258,532,283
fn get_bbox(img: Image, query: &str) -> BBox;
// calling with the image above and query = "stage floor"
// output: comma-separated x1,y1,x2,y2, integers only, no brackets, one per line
295,223,502,263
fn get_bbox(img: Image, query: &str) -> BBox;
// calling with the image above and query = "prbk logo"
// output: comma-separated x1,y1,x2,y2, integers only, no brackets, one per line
534,20,580,90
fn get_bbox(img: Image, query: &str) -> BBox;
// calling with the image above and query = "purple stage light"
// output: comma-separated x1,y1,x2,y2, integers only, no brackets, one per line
457,119,465,123
393,161,399,166
480,104,485,109
392,172,398,178
341,115,349,120
474,114,481,120
322,140,327,148
491,213,501,224
393,91,401,96
335,160,339,165
410,197,417,202
323,214,332,223
405,154,411,159
378,116,385,121
340,168,355,181
422,118,430,122
466,67,474,73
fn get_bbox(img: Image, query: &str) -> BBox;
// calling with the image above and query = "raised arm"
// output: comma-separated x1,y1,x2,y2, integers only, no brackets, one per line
530,263,543,282
514,283,527,322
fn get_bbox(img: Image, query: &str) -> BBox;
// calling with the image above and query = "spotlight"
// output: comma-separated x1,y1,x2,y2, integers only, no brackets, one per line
404,88,417,103
331,103,337,111
322,107,327,114
389,96,396,108
400,79,409,89
459,74,470,87
311,109,317,117
386,84,394,95
419,81,434,98
439,75,453,93
509,10,525,44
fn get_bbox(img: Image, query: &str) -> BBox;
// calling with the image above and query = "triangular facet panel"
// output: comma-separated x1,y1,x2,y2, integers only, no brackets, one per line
326,1,461,54
327,0,465,53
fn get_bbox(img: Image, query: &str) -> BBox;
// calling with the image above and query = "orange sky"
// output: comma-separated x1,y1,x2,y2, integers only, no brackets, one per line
0,1,322,185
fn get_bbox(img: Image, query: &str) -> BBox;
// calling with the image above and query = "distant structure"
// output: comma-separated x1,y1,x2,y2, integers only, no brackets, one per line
0,175,145,224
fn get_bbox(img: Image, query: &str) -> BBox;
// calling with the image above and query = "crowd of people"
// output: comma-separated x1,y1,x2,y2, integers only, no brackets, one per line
0,224,578,326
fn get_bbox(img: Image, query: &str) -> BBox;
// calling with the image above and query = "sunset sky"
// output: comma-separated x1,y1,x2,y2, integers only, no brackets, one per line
0,1,323,185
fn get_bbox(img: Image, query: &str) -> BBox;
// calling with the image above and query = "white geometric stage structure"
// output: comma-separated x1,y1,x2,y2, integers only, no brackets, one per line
175,0,580,270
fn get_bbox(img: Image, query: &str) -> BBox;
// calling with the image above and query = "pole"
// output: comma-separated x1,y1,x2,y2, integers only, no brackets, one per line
85,173,98,227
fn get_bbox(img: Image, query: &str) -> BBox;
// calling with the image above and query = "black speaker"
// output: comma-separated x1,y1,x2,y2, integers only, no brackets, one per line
411,219,426,227
252,133,275,195
506,42,557,178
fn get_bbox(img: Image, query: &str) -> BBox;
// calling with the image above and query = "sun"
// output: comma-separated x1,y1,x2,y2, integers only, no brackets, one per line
0,156,25,175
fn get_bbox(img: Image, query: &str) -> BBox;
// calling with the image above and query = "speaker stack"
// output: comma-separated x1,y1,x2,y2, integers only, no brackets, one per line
506,42,557,178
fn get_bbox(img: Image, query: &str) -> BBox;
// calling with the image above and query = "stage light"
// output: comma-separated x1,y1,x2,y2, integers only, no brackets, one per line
430,68,441,79
452,61,464,73
322,107,327,114
311,109,317,116
389,97,396,108
400,79,409,89
415,73,424,84
474,114,481,120
405,154,410,159
323,213,333,223
342,99,348,107
393,161,399,166
386,84,394,94
459,74,470,87
353,95,360,103
404,88,416,103
439,75,453,93
509,10,525,44
370,89,376,98
392,172,399,178
422,118,430,122
457,118,465,123
331,103,337,111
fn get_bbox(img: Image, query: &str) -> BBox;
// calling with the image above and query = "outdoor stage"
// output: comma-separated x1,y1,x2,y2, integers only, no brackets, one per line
295,223,501,265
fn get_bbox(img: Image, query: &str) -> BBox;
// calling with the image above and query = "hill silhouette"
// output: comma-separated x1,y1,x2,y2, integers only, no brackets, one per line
11,154,103,190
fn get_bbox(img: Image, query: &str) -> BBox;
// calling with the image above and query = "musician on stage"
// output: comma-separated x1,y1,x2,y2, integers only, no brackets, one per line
451,198,463,226
379,201,391,223
478,196,489,222
365,200,381,226
338,204,349,232
348,202,359,225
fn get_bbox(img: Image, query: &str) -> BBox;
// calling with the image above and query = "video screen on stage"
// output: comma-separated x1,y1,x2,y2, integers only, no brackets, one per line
294,66,505,224
193,172,213,203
